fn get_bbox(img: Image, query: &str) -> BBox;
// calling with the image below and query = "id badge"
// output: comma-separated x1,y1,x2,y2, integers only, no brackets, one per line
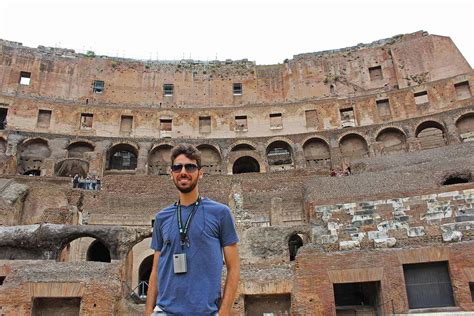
173,253,187,274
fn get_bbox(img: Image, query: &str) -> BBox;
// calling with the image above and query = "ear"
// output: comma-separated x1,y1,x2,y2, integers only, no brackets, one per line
199,168,204,179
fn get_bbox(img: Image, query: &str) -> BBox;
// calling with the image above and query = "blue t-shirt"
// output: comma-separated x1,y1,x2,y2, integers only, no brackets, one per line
150,197,239,315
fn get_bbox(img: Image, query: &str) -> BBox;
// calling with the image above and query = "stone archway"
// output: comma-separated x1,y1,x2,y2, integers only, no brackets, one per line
197,144,222,174
415,121,446,150
376,128,407,155
266,141,294,171
54,159,89,178
233,156,260,174
107,143,138,170
231,143,256,151
67,141,94,159
339,134,369,161
148,144,173,175
17,138,51,175
138,255,154,298
86,240,111,262
302,138,330,168
456,113,474,142
288,234,303,261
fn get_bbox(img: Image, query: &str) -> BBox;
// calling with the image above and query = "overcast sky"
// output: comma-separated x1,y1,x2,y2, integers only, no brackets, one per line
0,0,472,66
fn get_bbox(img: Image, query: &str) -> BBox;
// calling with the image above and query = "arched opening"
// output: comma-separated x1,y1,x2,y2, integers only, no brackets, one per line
303,138,330,168
266,141,294,171
442,172,472,186
17,138,51,176
138,255,154,299
232,156,260,174
197,144,222,174
67,142,94,159
288,234,303,261
376,128,407,155
148,144,173,175
339,134,369,161
231,144,256,152
86,240,111,262
416,121,446,150
107,144,138,170
54,159,89,178
455,113,474,142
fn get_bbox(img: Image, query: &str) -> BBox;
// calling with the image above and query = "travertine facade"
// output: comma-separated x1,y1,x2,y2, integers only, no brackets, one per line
0,31,473,315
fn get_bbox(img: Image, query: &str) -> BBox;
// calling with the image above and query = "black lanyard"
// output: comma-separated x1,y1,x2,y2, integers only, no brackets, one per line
176,197,201,249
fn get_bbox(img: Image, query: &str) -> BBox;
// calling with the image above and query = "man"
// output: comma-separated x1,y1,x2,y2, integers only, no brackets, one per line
145,144,240,316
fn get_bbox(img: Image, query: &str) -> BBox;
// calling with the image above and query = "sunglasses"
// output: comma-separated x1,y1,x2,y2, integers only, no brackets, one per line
171,163,199,173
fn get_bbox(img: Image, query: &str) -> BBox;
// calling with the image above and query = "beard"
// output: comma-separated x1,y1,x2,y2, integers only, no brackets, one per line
173,174,199,193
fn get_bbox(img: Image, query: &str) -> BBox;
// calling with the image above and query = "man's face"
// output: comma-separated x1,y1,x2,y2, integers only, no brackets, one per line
171,154,203,194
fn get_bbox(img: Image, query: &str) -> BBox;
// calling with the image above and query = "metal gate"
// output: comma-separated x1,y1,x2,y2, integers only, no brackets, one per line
403,261,455,309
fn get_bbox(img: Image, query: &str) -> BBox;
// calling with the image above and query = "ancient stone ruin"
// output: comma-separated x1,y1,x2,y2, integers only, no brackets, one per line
0,30,473,315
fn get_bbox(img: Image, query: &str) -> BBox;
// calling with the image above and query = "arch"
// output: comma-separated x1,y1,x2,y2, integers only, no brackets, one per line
339,133,369,161
17,138,51,175
67,141,94,159
375,127,408,155
86,240,111,262
231,143,256,151
196,144,222,174
288,234,303,261
106,143,138,170
138,255,154,298
54,158,89,178
415,120,446,150
266,140,294,171
455,112,474,142
232,156,260,174
148,144,173,175
302,138,330,168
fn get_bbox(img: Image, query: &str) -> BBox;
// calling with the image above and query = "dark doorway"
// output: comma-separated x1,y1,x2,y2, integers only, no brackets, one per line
23,169,41,176
245,294,291,316
32,297,81,316
232,156,260,174
0,108,7,129
333,281,381,315
403,261,454,309
288,234,303,261
86,240,111,262
138,255,154,298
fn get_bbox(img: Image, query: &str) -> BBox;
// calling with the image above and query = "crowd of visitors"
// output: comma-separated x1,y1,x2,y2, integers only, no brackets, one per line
72,174,101,190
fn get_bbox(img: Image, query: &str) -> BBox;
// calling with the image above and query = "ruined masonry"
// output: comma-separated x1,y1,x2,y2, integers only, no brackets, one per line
0,30,473,315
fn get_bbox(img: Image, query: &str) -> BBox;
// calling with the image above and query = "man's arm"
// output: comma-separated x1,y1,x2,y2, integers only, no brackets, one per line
144,251,160,316
219,243,240,316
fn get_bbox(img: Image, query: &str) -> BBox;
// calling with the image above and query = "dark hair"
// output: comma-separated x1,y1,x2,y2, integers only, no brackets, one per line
170,143,202,168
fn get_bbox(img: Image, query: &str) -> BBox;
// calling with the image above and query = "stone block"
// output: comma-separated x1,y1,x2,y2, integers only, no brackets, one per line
319,234,338,244
339,240,360,251
367,230,388,240
442,230,462,242
374,237,396,248
407,226,425,237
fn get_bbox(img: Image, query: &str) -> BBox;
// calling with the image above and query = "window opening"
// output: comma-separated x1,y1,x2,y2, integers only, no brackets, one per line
235,115,248,131
37,109,52,128
340,108,355,128
20,71,31,85
93,80,104,93
369,66,383,81
163,84,174,96
270,113,283,129
199,116,211,133
233,83,242,95
80,113,93,129
414,91,429,105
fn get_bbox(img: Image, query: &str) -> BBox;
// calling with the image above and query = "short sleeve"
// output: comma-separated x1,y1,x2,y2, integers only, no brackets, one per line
219,207,239,247
150,215,163,251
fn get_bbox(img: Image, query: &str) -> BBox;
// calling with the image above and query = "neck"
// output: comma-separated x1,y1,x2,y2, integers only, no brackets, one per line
179,189,199,206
